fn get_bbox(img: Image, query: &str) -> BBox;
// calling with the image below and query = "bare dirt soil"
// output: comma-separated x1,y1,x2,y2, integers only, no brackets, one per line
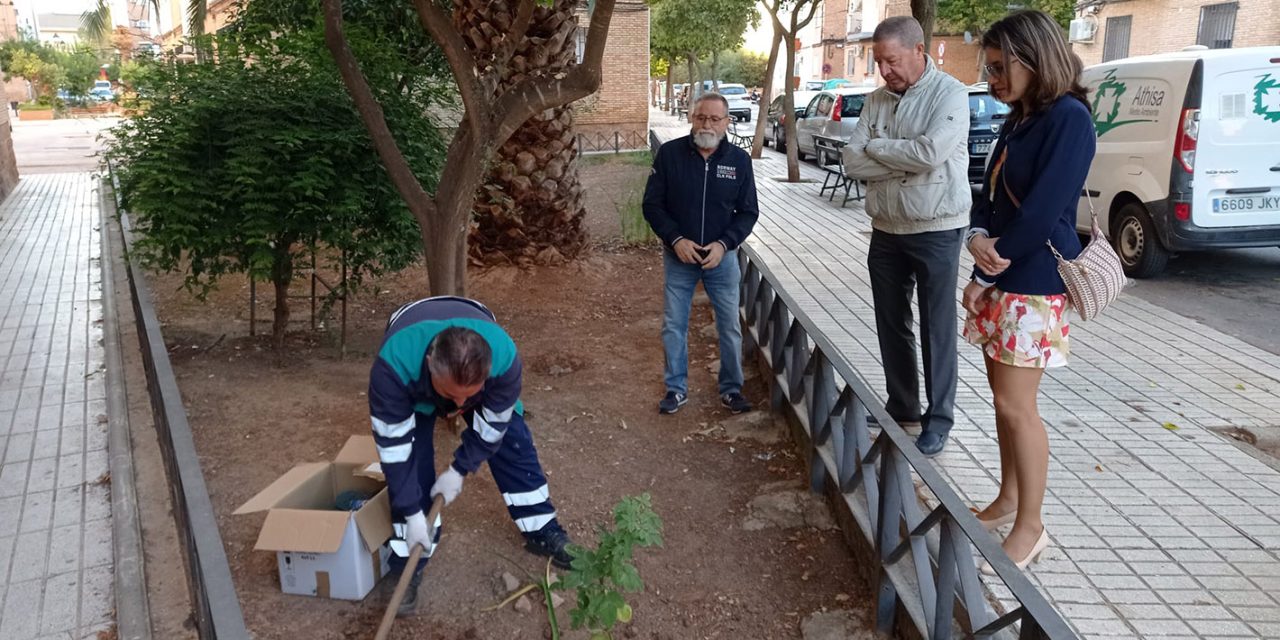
147,154,871,639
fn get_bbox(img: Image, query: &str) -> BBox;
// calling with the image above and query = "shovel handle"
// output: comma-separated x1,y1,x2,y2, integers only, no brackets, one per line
374,494,446,640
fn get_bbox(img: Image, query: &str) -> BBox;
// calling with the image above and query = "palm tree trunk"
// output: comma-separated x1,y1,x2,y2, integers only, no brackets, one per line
463,0,587,267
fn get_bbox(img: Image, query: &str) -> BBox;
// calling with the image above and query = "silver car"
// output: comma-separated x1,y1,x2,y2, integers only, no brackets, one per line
763,90,819,152
794,87,876,164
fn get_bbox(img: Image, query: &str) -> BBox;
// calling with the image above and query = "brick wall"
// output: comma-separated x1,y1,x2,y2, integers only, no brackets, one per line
935,35,982,85
1074,0,1279,67
573,7,650,142
822,0,849,78
0,100,18,201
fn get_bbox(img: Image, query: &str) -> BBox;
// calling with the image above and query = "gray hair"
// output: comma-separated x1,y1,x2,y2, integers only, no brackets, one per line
694,92,729,113
873,16,924,48
426,327,492,387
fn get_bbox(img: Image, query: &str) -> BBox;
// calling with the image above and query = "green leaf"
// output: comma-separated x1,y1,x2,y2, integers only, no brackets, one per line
1162,422,1180,431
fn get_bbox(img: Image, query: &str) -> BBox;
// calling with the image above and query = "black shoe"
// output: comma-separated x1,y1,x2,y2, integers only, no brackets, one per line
525,525,575,570
658,391,687,414
915,431,948,458
721,392,752,414
396,571,424,618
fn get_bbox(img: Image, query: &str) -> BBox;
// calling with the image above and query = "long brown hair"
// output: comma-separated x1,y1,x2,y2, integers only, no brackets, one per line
981,10,1090,122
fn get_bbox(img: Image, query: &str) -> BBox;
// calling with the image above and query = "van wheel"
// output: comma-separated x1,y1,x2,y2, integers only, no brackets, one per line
1113,202,1169,278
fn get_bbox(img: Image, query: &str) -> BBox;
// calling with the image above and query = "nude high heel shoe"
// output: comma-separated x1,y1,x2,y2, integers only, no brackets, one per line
971,507,1017,532
980,527,1050,576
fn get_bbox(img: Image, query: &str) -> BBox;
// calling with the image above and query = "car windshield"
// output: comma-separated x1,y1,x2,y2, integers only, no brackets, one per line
969,94,1010,120
840,94,866,118
719,86,746,95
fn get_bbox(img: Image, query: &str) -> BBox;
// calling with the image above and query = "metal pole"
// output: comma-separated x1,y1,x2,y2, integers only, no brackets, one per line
310,250,317,331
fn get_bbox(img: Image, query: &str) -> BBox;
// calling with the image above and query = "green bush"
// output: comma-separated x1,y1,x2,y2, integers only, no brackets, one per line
105,21,450,347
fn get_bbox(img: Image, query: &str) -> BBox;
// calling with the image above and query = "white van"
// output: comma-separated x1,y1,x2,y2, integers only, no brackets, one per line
1080,46,1280,277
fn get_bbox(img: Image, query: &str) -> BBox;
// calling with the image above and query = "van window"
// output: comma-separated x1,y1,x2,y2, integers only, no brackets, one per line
719,86,747,95
840,94,867,118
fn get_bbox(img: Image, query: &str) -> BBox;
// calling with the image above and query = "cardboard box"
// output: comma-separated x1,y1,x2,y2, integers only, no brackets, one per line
234,436,393,600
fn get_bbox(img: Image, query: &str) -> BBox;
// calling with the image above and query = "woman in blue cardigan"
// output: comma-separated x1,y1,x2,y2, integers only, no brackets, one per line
962,10,1097,572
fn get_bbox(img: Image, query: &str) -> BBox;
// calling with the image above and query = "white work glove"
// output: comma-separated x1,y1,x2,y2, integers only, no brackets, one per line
404,510,431,552
429,466,464,505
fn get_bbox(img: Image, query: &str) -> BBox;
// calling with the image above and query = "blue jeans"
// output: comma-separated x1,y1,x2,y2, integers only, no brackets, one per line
662,248,744,396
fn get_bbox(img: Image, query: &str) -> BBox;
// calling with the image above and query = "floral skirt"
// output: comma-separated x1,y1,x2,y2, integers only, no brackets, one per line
963,288,1070,369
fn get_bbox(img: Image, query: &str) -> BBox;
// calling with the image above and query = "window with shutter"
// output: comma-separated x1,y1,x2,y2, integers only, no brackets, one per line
1196,2,1238,49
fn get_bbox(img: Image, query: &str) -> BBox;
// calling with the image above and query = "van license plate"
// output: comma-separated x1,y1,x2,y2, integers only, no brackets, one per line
972,142,991,155
1212,195,1280,213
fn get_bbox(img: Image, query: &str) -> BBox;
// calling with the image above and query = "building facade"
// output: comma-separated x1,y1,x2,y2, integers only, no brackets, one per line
1072,0,1280,66
572,2,650,146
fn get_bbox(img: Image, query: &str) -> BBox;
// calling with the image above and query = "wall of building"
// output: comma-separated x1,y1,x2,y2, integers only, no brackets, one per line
1073,0,1280,67
935,35,982,85
573,5,649,142
0,99,18,201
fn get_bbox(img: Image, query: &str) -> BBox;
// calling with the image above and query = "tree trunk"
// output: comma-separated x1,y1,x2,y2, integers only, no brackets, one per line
665,64,674,113
270,240,294,350
751,29,783,159
711,50,720,91
685,54,696,114
783,41,801,182
463,0,586,267
911,0,936,54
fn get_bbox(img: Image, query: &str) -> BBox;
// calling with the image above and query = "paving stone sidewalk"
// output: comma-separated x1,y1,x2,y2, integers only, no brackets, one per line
0,173,114,639
651,108,1280,639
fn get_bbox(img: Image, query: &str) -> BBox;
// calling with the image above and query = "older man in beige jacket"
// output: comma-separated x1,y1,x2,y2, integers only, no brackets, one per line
841,16,971,458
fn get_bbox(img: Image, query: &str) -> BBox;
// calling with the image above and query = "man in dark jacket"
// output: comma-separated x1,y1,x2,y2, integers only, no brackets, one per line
643,93,760,415
369,296,572,616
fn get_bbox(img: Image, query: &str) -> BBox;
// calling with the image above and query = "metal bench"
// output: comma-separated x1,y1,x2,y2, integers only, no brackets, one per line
813,135,864,207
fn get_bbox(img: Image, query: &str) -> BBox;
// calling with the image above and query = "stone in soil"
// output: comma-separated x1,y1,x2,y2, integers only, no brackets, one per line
742,481,837,531
514,594,533,613
719,411,784,445
699,324,718,340
501,571,520,593
801,609,877,640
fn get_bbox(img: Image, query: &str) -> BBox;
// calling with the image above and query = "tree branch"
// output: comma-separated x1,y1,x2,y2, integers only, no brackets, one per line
797,0,820,31
410,0,486,135
489,0,617,146
320,0,436,224
494,0,537,73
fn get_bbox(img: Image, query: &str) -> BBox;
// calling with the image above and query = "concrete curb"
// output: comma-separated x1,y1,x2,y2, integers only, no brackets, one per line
99,177,153,639
105,167,251,639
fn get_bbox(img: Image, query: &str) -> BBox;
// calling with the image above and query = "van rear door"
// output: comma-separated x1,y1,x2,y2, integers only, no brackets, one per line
1192,47,1280,229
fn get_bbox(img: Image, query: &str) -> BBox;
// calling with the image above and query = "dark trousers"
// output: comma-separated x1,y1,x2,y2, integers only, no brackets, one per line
866,228,962,437
389,411,558,576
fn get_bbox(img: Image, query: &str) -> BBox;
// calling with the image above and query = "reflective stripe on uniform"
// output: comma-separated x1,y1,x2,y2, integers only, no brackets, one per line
372,415,414,439
472,413,504,444
514,512,556,533
482,405,514,424
502,484,550,507
377,441,413,463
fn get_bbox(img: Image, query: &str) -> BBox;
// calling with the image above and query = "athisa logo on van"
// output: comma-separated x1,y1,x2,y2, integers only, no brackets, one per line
1092,69,1161,136
1255,74,1280,122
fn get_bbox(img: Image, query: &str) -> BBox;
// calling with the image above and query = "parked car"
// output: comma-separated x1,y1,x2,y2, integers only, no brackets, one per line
716,83,753,121
966,85,1010,185
762,90,819,152
794,87,875,163
88,80,114,102
1078,45,1280,277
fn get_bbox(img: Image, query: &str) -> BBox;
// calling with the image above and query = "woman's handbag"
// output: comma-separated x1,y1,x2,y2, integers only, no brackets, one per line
1002,180,1126,321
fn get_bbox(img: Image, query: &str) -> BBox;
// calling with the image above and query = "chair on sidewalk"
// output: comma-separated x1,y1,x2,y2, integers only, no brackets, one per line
727,121,755,150
813,135,863,207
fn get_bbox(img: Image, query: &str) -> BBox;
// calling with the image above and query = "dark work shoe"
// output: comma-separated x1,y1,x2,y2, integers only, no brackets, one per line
396,571,424,618
915,431,948,458
525,525,575,570
658,391,688,414
721,392,752,414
